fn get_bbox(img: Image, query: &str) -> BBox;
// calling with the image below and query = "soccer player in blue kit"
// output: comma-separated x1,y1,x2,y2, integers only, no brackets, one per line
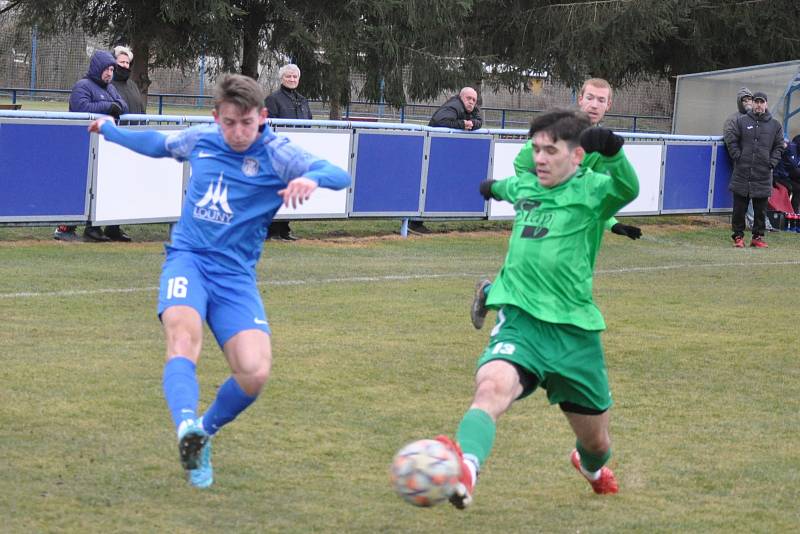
88,74,351,488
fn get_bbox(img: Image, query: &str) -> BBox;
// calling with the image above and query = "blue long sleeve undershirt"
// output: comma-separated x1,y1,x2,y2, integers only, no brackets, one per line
100,121,171,157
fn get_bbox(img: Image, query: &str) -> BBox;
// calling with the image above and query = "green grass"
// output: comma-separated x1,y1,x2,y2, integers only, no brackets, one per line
1,217,799,533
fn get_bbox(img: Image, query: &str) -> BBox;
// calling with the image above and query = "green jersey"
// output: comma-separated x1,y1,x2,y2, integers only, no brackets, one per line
514,139,620,228
487,150,639,331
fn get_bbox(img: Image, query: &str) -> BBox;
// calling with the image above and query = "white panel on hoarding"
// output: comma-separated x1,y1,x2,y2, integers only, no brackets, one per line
272,130,350,218
617,144,662,215
488,141,525,219
94,131,184,223
488,141,660,218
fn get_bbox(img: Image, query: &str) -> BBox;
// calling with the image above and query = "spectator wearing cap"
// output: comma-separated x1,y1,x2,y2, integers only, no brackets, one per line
725,91,785,248
722,87,773,232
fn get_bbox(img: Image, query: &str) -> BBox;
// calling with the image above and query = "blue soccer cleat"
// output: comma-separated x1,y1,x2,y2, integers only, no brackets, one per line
177,419,209,471
188,438,213,489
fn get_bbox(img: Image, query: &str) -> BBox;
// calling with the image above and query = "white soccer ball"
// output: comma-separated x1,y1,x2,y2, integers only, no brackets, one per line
390,438,461,507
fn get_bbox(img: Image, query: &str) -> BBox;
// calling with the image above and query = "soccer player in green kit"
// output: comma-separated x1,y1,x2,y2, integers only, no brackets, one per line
471,77,640,330
434,108,639,508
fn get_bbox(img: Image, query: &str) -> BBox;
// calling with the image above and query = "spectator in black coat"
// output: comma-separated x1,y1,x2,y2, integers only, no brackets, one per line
264,64,312,241
428,87,482,131
98,44,147,242
408,87,483,234
726,91,785,248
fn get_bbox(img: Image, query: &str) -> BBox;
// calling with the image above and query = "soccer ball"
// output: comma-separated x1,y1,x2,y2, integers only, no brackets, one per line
390,438,461,507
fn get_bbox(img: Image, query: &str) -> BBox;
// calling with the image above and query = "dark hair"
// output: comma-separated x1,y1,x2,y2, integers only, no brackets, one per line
528,108,591,147
214,74,265,112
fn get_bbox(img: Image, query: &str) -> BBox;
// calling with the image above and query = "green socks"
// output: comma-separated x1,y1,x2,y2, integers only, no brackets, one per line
456,408,496,466
576,441,611,472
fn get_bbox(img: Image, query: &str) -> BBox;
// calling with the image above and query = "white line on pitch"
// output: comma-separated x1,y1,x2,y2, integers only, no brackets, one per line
2,260,800,299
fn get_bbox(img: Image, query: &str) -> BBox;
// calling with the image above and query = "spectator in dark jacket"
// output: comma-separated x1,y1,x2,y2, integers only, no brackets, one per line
55,50,129,242
428,87,483,131
725,91,785,248
721,87,772,231
409,87,483,233
265,64,312,120
112,45,145,115
774,134,800,213
264,64,312,241
98,44,146,242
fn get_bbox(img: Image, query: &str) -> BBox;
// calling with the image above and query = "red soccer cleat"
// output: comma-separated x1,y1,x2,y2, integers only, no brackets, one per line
435,435,475,509
750,236,768,248
570,449,619,495
732,236,745,248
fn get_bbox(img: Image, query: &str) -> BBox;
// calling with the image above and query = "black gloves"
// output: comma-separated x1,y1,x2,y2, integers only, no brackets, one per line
479,179,497,200
108,102,122,118
580,127,624,157
611,223,642,240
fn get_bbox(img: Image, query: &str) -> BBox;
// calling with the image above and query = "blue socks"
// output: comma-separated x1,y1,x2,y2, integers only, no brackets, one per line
162,356,199,429
200,376,257,436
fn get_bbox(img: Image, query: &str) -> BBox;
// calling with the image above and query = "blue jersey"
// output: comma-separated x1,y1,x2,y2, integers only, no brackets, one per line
101,122,350,274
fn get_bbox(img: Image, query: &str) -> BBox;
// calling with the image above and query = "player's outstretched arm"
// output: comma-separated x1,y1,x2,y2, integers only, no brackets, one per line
302,160,351,190
278,160,350,208
88,117,171,158
580,128,639,219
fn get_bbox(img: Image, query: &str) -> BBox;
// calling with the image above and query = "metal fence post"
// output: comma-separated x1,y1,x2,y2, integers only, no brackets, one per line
29,25,38,97
197,53,206,107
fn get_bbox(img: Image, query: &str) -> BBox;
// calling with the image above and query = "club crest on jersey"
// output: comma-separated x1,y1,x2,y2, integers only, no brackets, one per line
242,157,259,177
194,173,234,224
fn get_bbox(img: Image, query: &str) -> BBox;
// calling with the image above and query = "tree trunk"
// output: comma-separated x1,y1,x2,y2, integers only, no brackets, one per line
241,33,260,80
329,97,341,120
240,4,265,81
131,37,152,112
473,77,483,107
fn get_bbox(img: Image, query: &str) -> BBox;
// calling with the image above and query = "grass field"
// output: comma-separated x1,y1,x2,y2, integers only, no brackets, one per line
1,217,799,533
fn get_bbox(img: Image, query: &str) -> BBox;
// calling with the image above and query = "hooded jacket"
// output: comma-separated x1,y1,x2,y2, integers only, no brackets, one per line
69,51,128,115
722,87,752,148
726,107,785,198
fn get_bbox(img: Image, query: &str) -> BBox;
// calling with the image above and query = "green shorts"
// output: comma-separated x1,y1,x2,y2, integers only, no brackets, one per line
476,305,612,412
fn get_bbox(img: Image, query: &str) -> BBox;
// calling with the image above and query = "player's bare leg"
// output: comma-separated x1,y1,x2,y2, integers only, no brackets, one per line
564,410,618,494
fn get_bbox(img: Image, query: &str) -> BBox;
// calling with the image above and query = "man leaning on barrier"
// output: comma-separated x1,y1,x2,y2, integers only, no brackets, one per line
55,50,128,242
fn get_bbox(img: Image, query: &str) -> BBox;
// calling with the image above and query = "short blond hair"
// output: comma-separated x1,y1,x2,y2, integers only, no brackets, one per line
214,74,265,112
113,45,133,61
579,78,613,100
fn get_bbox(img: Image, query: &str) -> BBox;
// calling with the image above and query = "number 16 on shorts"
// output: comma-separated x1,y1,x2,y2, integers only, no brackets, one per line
167,276,188,299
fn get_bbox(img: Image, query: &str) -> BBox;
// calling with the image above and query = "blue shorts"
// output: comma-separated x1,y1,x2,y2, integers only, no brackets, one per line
157,251,270,347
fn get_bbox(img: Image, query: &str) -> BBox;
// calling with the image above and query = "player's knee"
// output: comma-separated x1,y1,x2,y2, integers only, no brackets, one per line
238,358,271,395
473,376,516,415
166,329,201,359
581,432,611,455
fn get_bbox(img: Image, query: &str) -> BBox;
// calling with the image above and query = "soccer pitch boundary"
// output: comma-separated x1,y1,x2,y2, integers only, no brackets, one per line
4,258,800,300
